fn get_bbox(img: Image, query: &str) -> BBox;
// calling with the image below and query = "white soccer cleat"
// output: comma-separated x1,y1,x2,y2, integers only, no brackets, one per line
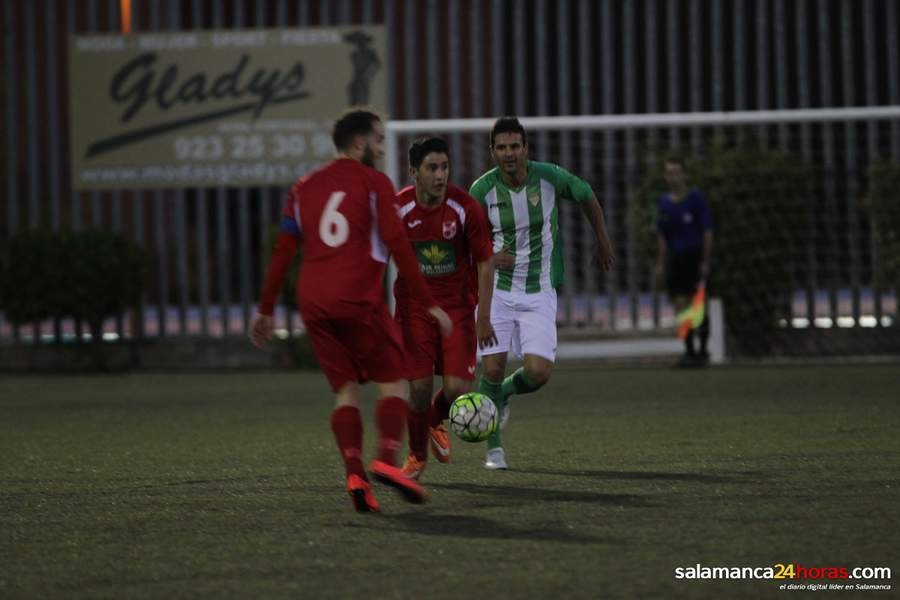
484,447,508,470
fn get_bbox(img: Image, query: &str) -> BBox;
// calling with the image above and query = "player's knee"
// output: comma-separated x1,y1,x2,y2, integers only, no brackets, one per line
525,363,553,387
481,362,505,383
334,381,361,407
377,379,409,401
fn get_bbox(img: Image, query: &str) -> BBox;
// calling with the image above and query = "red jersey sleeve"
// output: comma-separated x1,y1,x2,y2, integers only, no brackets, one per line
372,173,438,308
258,191,301,315
258,232,299,315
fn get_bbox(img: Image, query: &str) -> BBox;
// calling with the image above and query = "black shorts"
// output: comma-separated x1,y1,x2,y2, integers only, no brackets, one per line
666,249,703,298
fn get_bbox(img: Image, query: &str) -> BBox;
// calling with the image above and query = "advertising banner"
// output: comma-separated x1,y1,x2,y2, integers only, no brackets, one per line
68,26,386,189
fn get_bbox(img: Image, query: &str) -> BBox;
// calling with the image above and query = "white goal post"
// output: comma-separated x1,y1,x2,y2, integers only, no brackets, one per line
385,105,900,189
384,106,900,362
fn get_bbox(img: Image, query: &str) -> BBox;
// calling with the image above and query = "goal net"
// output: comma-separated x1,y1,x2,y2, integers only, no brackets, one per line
386,107,900,359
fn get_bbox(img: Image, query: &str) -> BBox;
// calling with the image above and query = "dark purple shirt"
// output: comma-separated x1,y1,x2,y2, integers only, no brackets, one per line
656,189,713,253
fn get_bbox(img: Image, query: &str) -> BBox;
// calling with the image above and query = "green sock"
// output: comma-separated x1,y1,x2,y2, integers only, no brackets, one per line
478,377,504,450
500,367,543,401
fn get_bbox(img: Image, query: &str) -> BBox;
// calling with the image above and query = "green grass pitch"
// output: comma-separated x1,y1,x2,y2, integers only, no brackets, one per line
2,365,898,599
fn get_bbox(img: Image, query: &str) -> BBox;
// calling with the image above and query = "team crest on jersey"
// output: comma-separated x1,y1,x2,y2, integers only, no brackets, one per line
528,192,540,207
442,220,457,239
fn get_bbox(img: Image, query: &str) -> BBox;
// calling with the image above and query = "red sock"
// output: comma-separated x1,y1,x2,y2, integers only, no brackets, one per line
330,406,366,479
407,406,429,461
429,387,450,427
375,396,407,465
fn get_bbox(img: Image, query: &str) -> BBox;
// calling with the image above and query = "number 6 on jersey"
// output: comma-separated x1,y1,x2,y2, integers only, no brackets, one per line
319,191,349,247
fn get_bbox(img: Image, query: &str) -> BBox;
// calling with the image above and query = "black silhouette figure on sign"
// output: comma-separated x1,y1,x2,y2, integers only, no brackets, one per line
344,30,381,105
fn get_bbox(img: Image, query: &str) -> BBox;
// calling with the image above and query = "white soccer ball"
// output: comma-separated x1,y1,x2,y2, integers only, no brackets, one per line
449,393,499,443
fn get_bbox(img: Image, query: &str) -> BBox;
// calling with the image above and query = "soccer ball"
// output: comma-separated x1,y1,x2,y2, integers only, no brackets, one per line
448,393,499,443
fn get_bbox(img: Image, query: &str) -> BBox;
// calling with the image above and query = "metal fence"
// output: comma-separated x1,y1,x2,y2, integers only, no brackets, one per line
2,0,899,344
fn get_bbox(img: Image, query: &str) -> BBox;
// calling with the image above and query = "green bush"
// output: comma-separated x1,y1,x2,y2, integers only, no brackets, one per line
629,139,813,355
0,229,146,341
865,161,900,297
0,230,65,324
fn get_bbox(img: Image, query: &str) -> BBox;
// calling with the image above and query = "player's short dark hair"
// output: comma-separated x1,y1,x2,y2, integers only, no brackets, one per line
663,154,687,170
408,136,450,168
332,108,382,151
490,116,528,148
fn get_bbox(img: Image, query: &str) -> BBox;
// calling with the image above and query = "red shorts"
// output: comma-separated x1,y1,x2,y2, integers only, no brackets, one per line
396,306,476,381
304,304,408,392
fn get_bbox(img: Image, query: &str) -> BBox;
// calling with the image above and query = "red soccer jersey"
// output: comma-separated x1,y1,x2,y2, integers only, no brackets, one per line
259,158,435,321
393,184,493,314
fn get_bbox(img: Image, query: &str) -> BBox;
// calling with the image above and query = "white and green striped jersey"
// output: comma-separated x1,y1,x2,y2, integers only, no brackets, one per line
470,160,594,294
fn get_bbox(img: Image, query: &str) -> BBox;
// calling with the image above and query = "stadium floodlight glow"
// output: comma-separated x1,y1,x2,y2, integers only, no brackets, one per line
837,317,856,328
791,318,811,329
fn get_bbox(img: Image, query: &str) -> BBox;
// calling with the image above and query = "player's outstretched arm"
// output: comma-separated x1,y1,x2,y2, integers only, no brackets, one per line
582,195,615,271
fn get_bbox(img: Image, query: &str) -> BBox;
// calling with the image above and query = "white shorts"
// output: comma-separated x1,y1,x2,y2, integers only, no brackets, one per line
477,288,558,362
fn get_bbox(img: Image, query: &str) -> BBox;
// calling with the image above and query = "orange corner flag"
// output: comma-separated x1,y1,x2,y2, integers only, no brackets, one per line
676,282,706,340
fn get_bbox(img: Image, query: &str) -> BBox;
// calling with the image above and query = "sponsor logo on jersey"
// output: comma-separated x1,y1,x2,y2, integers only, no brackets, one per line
414,241,456,276
407,219,423,229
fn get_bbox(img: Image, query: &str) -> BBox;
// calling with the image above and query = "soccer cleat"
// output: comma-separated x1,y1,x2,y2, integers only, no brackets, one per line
429,424,452,463
401,453,427,481
370,459,428,504
346,474,380,513
484,447,508,470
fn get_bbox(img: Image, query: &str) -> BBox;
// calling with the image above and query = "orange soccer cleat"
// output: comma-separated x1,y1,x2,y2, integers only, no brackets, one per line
370,459,428,504
429,424,452,463
346,474,380,513
401,453,427,481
